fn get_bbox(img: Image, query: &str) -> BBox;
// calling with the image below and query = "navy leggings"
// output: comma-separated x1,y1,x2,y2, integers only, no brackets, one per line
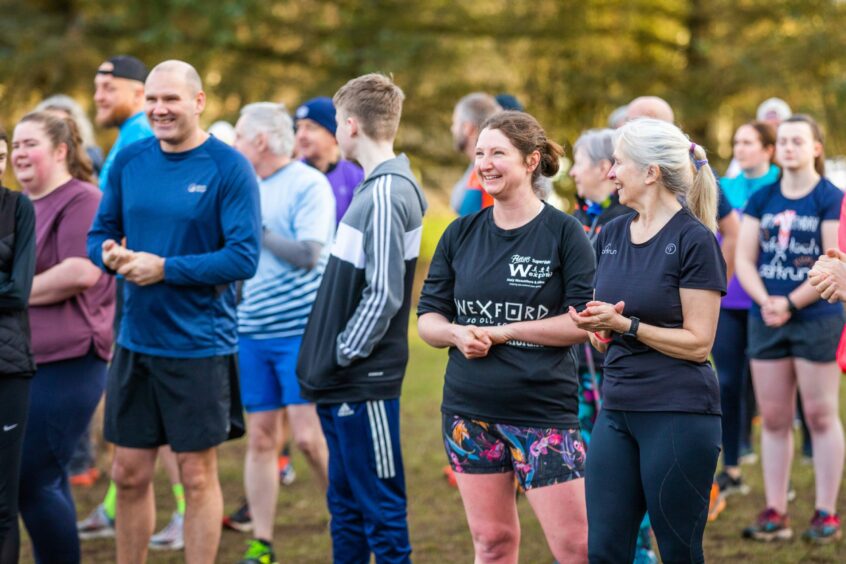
0,377,30,564
712,308,749,466
586,410,720,564
18,349,106,564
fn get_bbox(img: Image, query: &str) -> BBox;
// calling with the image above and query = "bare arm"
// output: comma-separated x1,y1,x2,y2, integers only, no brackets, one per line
790,219,839,308
734,215,768,306
30,258,103,306
417,312,491,359
630,289,722,362
484,313,589,347
571,290,722,363
718,210,740,283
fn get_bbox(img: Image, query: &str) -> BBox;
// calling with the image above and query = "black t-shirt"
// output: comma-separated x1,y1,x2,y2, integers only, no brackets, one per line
593,208,726,414
417,204,595,427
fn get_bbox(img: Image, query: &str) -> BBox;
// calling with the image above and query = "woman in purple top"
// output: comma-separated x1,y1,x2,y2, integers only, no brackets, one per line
11,111,114,564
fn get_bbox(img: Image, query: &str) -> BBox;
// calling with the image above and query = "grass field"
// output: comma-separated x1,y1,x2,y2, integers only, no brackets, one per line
20,322,846,563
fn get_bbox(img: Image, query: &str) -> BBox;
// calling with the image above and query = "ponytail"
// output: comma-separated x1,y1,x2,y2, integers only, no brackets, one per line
616,118,718,232
688,144,717,232
17,111,94,184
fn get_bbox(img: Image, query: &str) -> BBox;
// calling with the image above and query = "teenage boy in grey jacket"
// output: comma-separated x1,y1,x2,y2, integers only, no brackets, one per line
297,73,426,564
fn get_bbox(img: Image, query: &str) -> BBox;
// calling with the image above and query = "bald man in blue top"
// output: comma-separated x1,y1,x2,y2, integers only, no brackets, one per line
88,60,261,564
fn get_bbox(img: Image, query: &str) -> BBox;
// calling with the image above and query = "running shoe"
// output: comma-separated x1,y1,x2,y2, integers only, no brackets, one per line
742,507,792,541
715,471,750,497
77,504,115,540
738,446,758,466
238,539,278,564
277,455,296,486
69,467,101,488
802,510,842,544
707,482,726,522
149,511,184,551
442,465,458,488
633,548,658,564
223,500,253,533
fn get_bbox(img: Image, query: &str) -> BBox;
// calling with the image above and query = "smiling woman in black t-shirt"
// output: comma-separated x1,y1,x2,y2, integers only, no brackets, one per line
569,118,726,563
418,111,595,563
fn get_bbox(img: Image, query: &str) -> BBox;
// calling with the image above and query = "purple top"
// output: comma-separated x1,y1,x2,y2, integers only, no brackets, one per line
305,158,364,224
29,179,114,363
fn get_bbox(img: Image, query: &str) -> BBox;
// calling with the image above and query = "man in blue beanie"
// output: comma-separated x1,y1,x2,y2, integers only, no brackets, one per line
295,97,364,224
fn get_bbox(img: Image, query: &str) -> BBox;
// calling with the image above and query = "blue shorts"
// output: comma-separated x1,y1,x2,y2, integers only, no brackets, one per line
238,335,309,412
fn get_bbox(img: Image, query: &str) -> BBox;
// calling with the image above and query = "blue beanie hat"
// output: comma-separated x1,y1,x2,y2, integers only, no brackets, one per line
295,97,336,136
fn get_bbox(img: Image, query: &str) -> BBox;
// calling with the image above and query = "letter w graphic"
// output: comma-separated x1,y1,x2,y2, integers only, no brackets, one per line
509,263,533,277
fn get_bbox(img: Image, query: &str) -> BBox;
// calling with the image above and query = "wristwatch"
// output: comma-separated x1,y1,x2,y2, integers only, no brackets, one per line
786,295,799,314
623,316,640,338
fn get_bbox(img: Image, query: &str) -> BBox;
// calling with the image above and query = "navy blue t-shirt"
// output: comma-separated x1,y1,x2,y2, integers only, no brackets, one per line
593,208,726,414
743,178,843,321
417,204,595,427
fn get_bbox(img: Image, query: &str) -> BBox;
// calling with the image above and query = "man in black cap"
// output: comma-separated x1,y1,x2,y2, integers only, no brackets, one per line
94,55,153,194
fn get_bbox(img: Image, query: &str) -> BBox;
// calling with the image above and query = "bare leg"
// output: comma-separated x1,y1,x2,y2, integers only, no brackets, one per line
525,478,588,563
751,358,796,513
795,359,844,513
454,472,520,564
177,449,223,564
112,447,158,564
159,445,181,486
244,410,283,542
287,404,329,491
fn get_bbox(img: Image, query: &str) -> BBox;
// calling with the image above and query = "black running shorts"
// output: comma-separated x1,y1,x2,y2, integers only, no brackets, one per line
104,346,245,452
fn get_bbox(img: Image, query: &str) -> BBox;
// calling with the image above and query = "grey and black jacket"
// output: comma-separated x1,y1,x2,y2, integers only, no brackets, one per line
297,154,427,404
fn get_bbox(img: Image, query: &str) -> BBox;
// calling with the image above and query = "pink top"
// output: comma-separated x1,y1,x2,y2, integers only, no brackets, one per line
29,178,114,364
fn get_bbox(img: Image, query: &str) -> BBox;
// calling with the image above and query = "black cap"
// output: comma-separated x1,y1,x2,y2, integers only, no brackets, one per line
97,55,148,83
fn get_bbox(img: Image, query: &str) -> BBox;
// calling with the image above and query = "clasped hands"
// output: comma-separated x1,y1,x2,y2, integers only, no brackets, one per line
568,300,627,338
451,324,513,360
101,239,165,286
809,248,846,304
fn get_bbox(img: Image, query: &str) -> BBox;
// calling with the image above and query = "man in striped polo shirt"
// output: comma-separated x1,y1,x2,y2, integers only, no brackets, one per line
232,102,336,564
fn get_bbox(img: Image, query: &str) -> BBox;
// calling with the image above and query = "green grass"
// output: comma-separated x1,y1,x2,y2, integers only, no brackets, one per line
21,318,846,563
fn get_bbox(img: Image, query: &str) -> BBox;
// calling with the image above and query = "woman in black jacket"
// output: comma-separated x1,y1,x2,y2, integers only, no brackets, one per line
0,125,37,564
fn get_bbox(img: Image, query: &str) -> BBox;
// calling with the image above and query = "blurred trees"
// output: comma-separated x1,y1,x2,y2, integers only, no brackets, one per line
3,0,846,200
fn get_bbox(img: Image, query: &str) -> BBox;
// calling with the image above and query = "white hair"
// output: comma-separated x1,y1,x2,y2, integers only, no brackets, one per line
573,128,615,165
238,102,294,157
614,118,717,231
36,94,97,148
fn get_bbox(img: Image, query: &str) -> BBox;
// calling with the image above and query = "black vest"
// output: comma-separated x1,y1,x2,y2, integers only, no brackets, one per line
0,187,36,377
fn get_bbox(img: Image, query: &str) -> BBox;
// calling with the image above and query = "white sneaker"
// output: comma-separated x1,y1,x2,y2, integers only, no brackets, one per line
149,512,184,551
77,504,115,540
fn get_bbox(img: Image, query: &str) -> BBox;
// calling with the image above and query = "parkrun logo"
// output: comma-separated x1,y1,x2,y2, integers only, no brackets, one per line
601,244,617,255
187,183,207,193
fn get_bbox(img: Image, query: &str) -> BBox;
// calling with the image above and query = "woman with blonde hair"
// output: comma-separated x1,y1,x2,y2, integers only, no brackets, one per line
571,117,726,563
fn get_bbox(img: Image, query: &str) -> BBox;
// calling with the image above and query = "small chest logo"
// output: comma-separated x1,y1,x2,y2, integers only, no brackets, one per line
187,183,207,193
601,244,617,255
665,243,677,255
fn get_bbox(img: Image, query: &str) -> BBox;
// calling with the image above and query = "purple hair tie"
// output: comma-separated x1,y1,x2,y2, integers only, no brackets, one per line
689,142,708,171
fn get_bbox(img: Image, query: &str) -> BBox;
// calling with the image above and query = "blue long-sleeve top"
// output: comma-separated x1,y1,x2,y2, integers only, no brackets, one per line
87,136,261,358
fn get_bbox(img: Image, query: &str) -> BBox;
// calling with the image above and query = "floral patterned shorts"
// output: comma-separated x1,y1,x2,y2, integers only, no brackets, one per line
442,412,586,490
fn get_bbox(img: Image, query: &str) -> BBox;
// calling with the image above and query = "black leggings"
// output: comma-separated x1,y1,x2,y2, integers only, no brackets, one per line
0,377,31,564
586,409,720,564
